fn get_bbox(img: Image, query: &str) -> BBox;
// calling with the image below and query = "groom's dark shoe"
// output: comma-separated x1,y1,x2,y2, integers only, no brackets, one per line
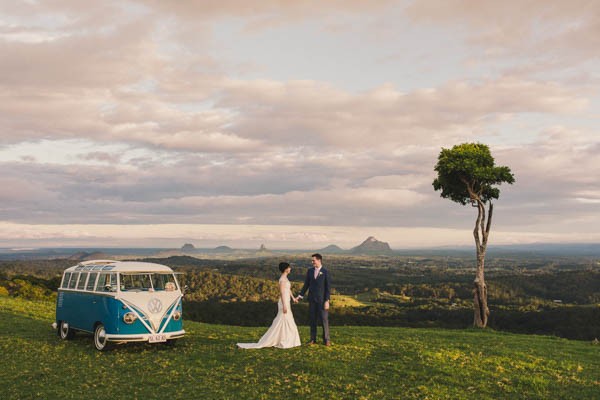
307,340,316,346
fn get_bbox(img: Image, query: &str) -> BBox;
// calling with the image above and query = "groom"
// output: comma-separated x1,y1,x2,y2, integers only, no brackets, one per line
297,253,331,346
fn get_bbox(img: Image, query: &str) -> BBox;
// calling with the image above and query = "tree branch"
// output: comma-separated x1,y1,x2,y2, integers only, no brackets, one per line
483,201,494,248
473,200,483,250
479,199,486,248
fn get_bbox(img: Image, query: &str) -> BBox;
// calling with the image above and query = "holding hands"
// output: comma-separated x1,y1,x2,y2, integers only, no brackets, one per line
291,295,328,310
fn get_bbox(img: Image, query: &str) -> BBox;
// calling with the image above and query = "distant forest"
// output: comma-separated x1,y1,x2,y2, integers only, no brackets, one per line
1,254,599,340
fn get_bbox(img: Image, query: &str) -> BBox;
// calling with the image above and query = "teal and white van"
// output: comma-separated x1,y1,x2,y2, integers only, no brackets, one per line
54,260,185,350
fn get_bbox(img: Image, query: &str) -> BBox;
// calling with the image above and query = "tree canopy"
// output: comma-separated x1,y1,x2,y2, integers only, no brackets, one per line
432,142,515,205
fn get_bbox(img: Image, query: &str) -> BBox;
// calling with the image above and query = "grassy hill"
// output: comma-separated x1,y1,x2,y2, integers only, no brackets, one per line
1,296,599,400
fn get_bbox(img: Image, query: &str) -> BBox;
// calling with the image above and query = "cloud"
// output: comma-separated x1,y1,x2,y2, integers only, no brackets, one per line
486,127,600,230
1,120,597,236
405,0,600,67
218,77,588,149
0,143,438,227
138,0,396,25
1,1,599,247
0,1,590,156
3,70,586,154
78,152,122,163
0,20,158,88
0,177,54,202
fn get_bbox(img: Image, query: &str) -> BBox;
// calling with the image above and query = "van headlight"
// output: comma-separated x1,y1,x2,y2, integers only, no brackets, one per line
173,311,181,321
123,312,137,324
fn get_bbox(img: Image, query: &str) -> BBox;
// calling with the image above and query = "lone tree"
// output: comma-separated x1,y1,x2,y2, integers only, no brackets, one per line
433,143,515,328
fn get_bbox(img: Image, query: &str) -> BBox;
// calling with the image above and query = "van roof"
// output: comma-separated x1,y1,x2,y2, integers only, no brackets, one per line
65,260,174,273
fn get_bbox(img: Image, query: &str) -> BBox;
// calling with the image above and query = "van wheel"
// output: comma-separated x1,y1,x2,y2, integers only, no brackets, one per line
59,321,75,340
94,324,110,351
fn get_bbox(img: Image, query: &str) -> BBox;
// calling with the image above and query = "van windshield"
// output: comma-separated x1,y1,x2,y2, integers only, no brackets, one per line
152,273,178,291
119,273,177,292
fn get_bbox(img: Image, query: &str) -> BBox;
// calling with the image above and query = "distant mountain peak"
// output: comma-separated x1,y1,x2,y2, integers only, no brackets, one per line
213,245,233,252
319,244,345,254
351,237,393,254
256,244,271,254
181,243,196,252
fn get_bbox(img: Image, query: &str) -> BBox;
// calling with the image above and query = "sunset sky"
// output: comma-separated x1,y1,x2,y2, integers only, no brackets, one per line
1,1,599,249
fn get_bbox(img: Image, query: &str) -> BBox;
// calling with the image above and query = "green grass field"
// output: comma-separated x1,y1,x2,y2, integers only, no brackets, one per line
1,296,599,400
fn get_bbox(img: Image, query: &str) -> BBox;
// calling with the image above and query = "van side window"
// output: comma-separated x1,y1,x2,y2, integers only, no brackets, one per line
96,273,116,292
77,272,88,290
86,272,98,291
96,273,107,292
62,272,71,288
68,272,79,289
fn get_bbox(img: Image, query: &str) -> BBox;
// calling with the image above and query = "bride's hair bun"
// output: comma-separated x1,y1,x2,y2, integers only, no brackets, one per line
279,262,290,272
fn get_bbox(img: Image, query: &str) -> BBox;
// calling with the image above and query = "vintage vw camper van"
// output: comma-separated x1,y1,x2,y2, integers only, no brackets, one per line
54,260,185,350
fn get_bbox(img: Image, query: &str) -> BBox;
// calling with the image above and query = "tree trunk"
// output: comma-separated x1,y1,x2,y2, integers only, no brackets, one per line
472,200,491,328
473,252,489,327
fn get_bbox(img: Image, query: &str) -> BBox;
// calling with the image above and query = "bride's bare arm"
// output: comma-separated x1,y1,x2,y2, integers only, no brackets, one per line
279,280,288,313
287,281,298,302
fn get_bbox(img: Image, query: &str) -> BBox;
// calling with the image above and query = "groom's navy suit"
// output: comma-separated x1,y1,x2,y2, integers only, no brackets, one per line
299,267,330,343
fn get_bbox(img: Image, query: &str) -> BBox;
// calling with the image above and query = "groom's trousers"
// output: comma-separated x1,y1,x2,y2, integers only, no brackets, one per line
308,300,330,343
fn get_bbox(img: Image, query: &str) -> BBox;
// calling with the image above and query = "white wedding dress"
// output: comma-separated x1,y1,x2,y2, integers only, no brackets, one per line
237,277,301,349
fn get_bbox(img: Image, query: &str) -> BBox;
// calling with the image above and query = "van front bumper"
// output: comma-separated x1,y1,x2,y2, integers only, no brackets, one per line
105,329,185,343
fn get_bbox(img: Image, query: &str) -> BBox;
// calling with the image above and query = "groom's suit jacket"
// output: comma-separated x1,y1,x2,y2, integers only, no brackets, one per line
299,267,330,304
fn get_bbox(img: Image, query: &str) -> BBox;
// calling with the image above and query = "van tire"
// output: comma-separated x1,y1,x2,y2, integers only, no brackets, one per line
59,321,75,340
94,323,110,351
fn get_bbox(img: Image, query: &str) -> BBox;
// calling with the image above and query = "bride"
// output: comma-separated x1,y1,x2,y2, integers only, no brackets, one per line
237,262,301,349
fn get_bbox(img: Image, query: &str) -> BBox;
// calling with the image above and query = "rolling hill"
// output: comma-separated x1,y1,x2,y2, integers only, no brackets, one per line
1,296,599,399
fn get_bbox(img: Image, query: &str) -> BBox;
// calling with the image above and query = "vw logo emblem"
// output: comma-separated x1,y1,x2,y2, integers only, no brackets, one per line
148,298,163,314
